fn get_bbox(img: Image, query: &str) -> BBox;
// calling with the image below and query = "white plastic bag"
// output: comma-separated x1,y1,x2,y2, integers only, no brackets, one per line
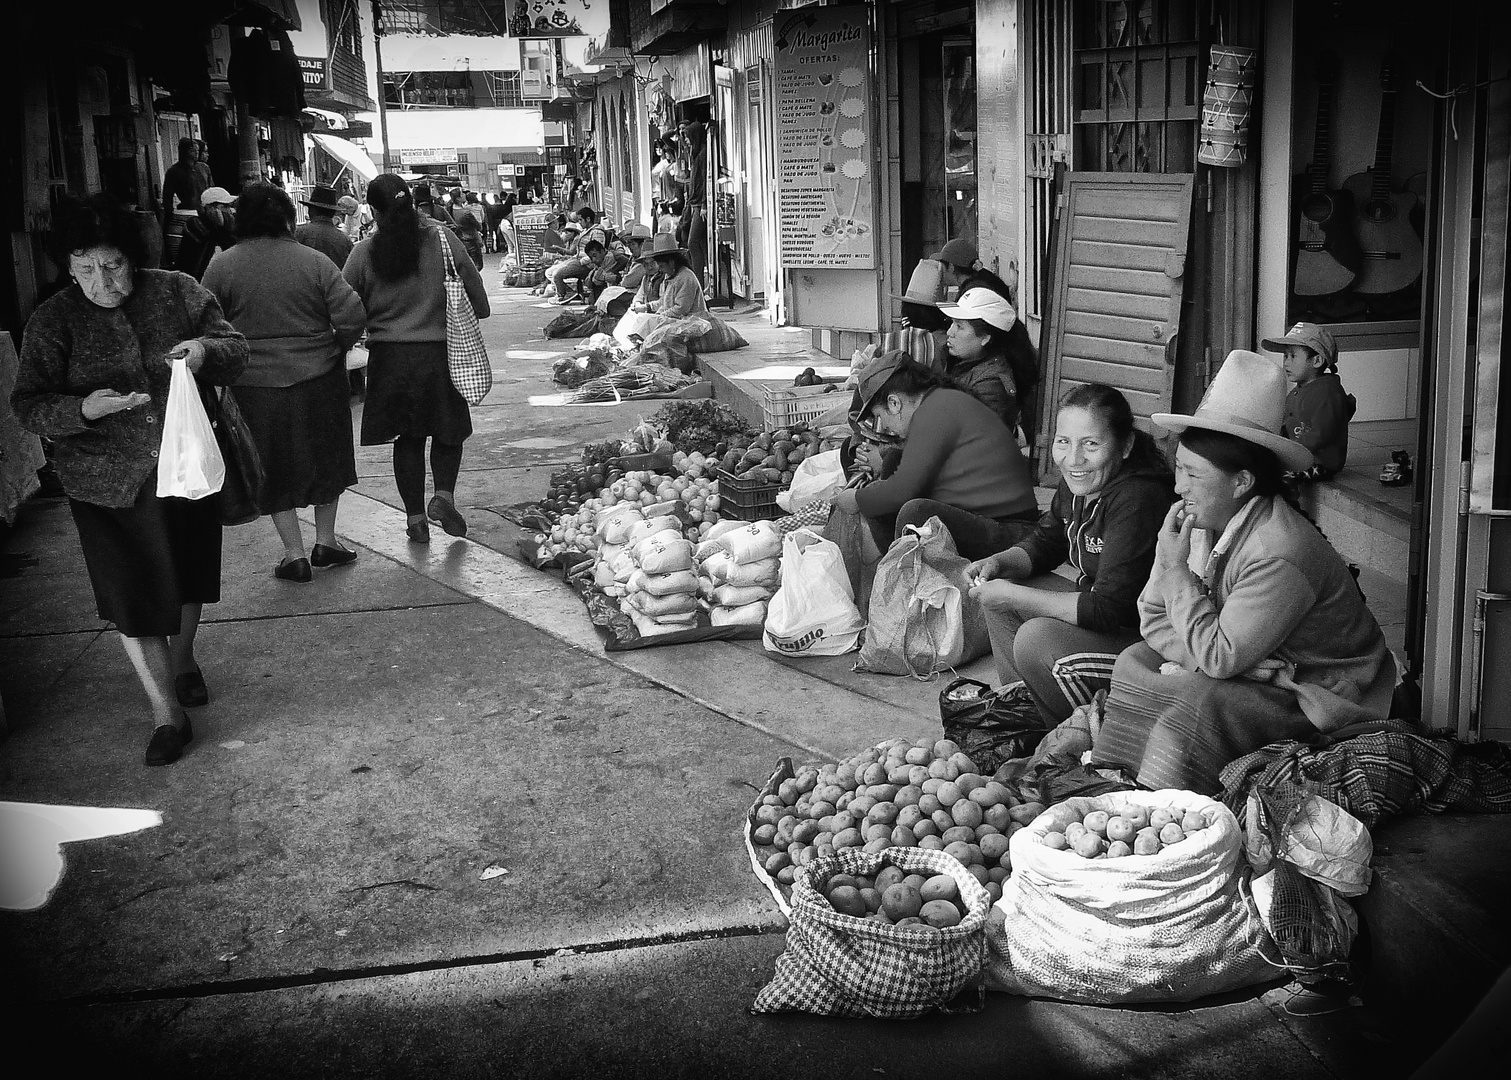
776,449,845,513
613,310,667,347
156,352,225,499
763,529,864,656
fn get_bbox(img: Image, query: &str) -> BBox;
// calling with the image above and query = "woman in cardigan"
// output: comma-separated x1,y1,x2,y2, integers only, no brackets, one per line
1092,350,1394,795
830,350,1038,559
13,194,248,765
629,234,708,319
343,174,489,543
203,183,366,582
966,383,1175,722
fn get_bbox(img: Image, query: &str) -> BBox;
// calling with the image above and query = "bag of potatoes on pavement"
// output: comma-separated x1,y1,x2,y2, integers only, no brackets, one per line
752,845,992,1018
985,788,1280,1004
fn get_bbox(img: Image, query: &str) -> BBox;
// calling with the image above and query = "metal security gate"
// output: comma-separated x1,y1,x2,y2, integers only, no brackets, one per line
1036,172,1194,480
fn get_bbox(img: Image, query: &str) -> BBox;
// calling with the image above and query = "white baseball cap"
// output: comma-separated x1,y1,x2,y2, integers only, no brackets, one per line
938,287,1017,333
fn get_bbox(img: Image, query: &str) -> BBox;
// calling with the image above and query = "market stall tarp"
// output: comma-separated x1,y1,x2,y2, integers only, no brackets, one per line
311,133,377,182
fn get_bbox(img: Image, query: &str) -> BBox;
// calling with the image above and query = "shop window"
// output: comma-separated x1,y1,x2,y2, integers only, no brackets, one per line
486,71,523,108
1072,0,1199,173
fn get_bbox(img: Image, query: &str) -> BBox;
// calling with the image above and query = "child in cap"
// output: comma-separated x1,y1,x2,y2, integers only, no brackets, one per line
1262,321,1356,481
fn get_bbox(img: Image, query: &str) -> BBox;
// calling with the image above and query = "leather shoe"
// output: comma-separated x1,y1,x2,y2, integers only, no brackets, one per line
175,667,209,708
407,519,430,543
427,495,468,537
311,543,358,568
275,556,313,582
144,715,193,767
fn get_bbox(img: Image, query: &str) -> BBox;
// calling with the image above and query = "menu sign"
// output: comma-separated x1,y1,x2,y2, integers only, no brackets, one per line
513,208,555,271
773,8,874,269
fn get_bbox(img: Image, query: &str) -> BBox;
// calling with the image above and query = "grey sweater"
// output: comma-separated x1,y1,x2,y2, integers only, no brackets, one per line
13,270,248,508
203,236,366,387
342,223,489,343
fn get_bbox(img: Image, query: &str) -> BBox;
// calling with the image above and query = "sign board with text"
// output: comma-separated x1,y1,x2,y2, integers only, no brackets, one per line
513,207,555,271
773,7,875,270
297,57,327,91
398,147,458,166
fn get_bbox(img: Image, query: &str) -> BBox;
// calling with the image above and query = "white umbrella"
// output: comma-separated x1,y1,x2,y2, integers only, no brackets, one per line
311,133,378,183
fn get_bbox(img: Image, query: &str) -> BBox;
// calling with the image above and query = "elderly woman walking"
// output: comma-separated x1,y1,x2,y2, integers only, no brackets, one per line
13,194,248,766
203,183,366,581
343,174,489,542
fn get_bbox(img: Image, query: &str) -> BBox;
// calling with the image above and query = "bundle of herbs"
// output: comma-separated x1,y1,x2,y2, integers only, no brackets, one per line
647,400,756,456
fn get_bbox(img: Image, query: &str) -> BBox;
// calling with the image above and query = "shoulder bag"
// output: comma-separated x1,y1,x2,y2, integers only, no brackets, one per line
199,382,265,526
439,231,493,406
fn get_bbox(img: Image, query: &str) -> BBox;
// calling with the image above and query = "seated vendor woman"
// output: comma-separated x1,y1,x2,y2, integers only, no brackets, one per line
966,383,1174,722
1092,351,1395,796
830,350,1038,560
936,287,1023,433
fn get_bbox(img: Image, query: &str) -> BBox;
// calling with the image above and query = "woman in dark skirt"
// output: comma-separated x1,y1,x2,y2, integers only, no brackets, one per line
342,174,490,542
203,184,366,581
13,193,248,765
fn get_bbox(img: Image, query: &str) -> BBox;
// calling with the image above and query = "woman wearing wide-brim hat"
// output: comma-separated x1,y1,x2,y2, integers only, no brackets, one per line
628,233,708,319
1089,349,1395,795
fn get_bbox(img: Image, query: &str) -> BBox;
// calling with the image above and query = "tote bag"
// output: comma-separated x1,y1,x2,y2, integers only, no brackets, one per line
440,233,492,406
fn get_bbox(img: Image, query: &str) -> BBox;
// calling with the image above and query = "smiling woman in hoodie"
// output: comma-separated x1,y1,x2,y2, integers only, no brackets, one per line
966,384,1175,721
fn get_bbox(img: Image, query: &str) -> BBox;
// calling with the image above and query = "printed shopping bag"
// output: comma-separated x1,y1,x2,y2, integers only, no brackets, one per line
775,449,845,513
763,529,864,656
156,351,225,499
441,233,492,405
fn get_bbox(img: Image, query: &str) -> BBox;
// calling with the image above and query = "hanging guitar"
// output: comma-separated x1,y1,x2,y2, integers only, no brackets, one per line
1293,52,1361,296
1343,63,1423,295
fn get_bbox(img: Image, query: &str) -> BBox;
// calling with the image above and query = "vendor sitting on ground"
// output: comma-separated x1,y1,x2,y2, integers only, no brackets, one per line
630,234,708,319
937,287,1027,434
1091,350,1395,796
830,350,1038,560
966,383,1175,722
581,238,631,304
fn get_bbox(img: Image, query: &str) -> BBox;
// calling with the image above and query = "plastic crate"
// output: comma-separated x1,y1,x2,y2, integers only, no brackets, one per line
717,468,782,522
762,384,843,432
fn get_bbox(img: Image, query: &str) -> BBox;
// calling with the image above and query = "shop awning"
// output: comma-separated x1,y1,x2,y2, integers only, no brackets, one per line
311,133,378,182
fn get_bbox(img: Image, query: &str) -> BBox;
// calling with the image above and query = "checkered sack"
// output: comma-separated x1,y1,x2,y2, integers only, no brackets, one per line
752,846,991,1018
440,233,492,406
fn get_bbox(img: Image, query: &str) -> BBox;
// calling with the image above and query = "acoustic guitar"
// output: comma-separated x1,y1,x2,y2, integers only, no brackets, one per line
1294,54,1361,296
1344,64,1423,295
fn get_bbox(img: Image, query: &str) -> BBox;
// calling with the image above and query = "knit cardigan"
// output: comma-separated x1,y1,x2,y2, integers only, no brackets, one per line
13,270,248,508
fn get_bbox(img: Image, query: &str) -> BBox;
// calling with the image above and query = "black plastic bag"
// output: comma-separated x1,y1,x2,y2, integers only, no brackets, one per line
938,678,1052,775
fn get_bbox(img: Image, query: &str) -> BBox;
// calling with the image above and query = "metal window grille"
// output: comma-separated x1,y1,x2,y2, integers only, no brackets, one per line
486,70,522,107
1023,0,1074,321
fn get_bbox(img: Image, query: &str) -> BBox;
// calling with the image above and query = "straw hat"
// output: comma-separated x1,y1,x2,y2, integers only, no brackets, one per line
890,259,945,305
1152,349,1315,472
637,232,690,264
938,287,1018,333
623,222,653,241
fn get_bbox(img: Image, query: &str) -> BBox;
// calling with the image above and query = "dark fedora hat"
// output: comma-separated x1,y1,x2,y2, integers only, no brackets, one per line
301,185,344,212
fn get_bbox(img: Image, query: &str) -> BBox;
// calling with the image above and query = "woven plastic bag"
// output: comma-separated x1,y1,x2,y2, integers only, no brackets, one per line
762,529,863,656
156,351,225,499
753,846,991,1018
856,518,990,677
440,233,492,405
986,788,1279,1003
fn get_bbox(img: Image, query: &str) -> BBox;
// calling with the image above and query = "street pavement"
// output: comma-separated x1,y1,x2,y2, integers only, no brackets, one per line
0,257,1418,1078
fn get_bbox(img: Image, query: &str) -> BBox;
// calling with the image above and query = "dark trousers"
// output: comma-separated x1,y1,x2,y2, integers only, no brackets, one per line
865,498,1038,563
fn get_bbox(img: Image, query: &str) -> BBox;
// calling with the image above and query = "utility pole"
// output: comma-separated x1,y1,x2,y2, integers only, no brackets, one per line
371,0,392,170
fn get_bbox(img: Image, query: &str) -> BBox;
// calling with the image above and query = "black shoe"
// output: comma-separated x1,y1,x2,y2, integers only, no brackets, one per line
145,715,193,767
427,496,468,537
175,667,209,708
311,543,358,568
275,556,313,582
407,519,430,543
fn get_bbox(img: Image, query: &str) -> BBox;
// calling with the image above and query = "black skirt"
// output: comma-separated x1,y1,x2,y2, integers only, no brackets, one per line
69,477,223,638
231,366,358,512
360,340,473,446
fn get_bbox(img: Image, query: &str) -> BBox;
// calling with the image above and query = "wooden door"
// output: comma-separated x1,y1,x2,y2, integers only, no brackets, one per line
1036,171,1194,479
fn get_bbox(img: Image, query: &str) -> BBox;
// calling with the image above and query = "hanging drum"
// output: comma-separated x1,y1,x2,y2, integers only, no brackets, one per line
1198,45,1258,168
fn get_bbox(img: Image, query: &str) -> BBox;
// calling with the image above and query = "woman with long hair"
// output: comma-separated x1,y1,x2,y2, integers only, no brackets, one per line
1092,351,1393,794
966,383,1175,721
202,183,366,581
342,174,489,542
13,193,248,765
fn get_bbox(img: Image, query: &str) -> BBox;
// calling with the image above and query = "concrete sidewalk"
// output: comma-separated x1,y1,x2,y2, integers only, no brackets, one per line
0,267,1421,1078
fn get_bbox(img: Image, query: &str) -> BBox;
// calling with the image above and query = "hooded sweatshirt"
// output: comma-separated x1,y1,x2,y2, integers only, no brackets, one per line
1013,460,1177,633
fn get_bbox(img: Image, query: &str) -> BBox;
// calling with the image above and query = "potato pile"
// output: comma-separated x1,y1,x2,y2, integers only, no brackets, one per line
1038,804,1211,859
749,737,1046,907
816,866,975,928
